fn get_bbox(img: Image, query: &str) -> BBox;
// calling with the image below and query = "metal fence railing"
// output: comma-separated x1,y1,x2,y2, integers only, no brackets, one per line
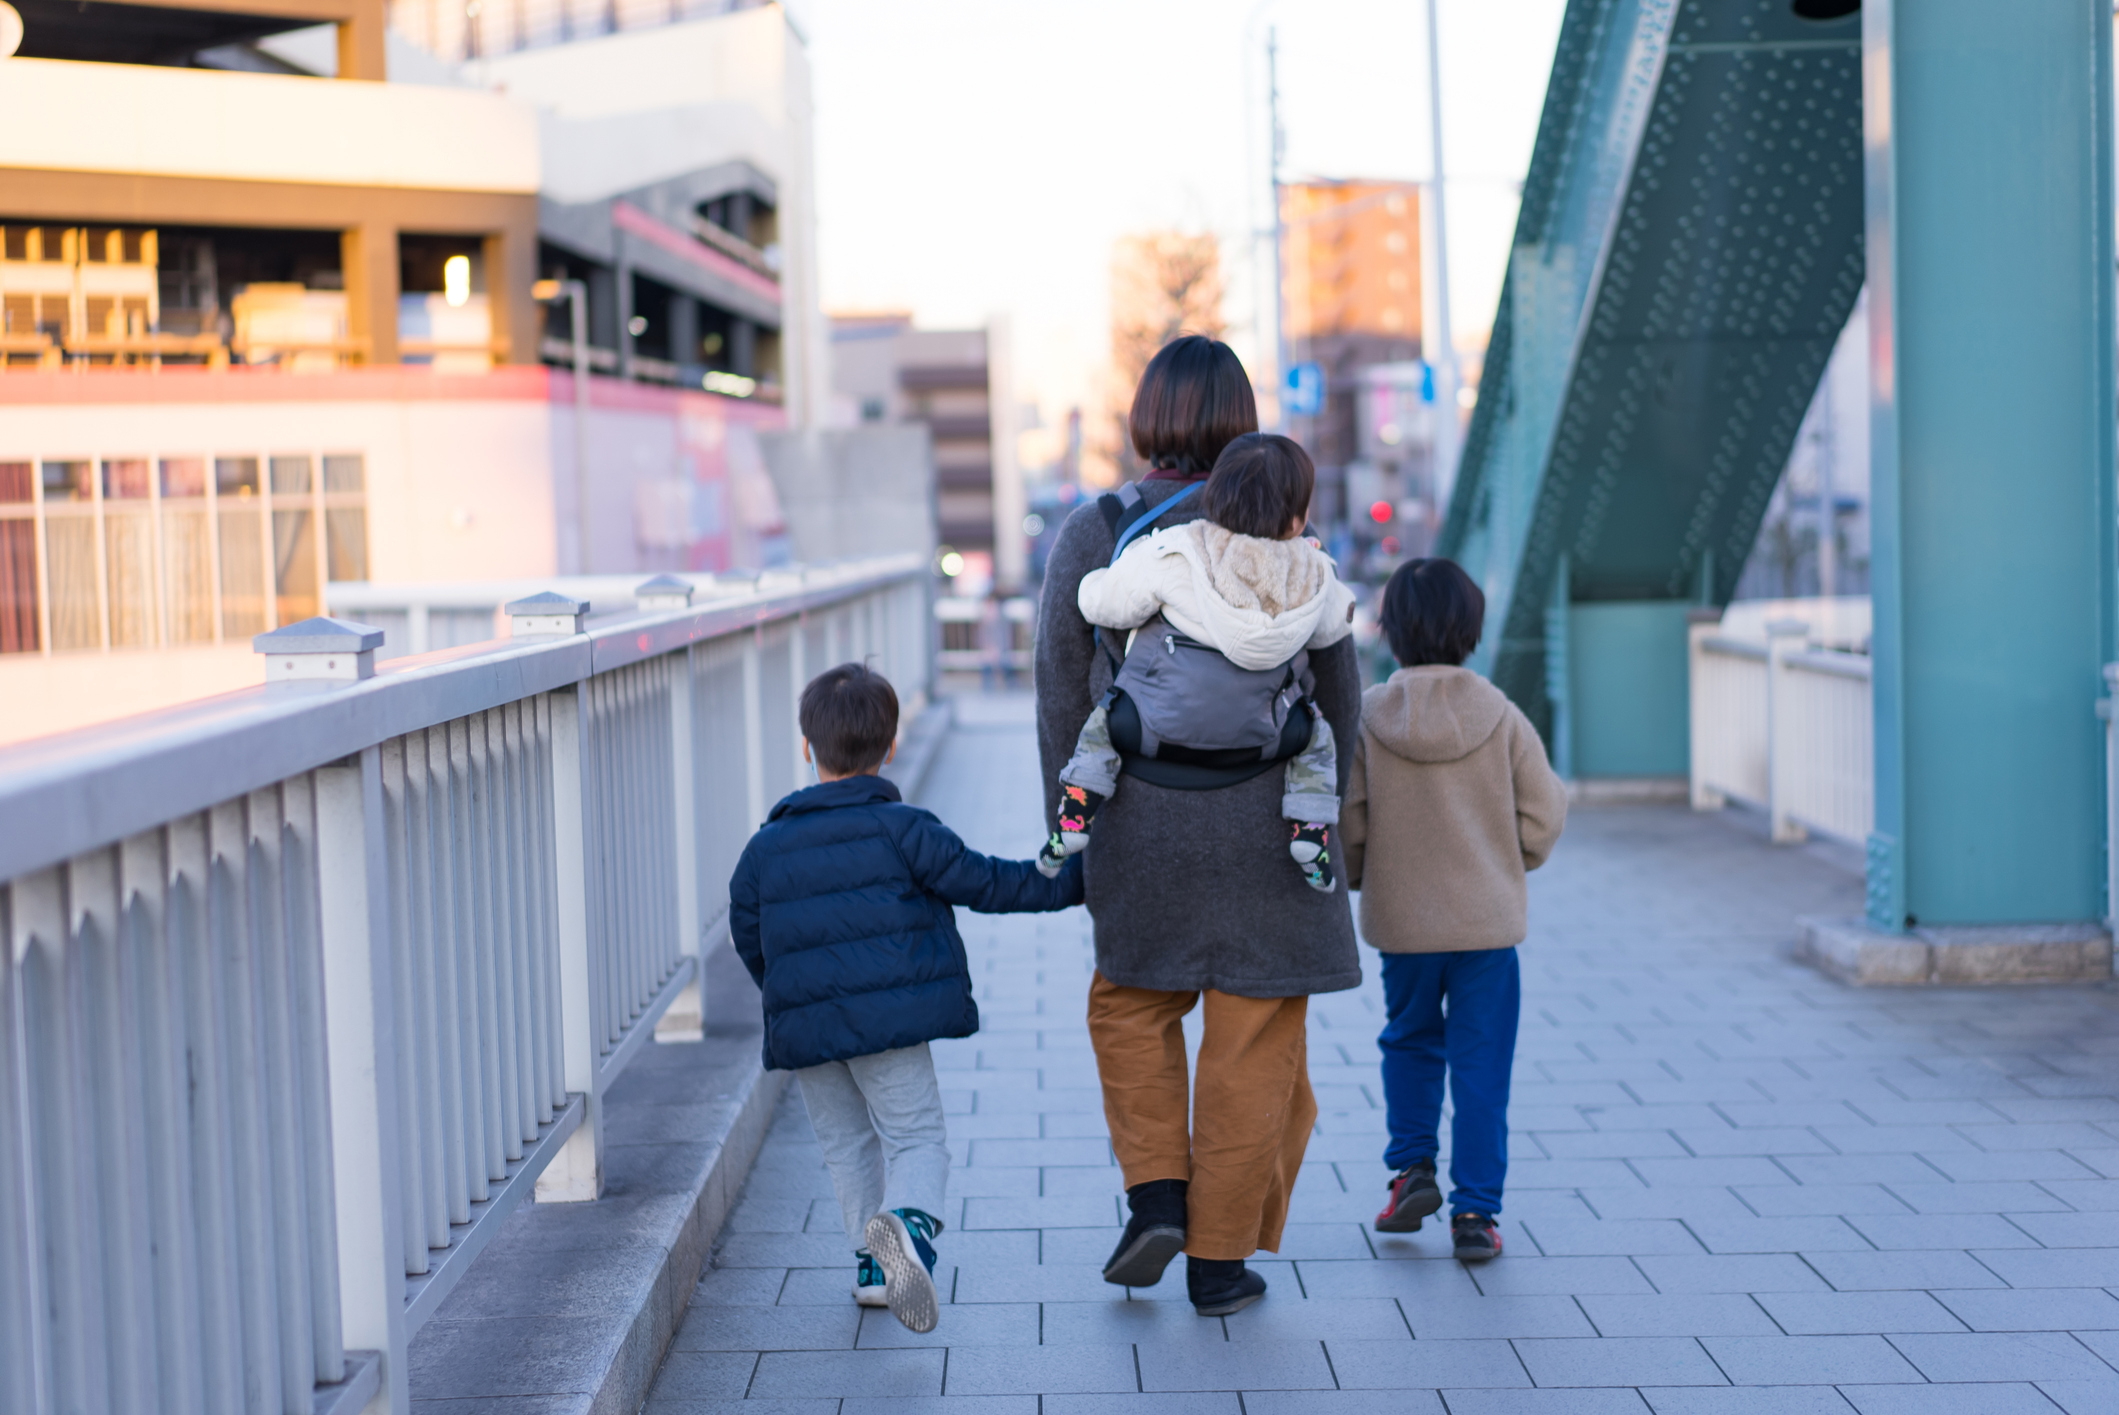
1689,612,1874,846
0,554,929,1415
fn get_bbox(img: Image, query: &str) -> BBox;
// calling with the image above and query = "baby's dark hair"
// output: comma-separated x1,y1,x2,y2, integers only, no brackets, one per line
1200,432,1315,540
1379,558,1486,667
799,662,899,775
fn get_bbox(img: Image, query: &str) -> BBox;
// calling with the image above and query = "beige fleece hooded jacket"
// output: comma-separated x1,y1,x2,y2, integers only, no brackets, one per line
1342,665,1568,953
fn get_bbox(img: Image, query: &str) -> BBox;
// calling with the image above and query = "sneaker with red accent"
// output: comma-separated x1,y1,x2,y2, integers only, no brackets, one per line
1451,1211,1502,1261
1375,1160,1443,1233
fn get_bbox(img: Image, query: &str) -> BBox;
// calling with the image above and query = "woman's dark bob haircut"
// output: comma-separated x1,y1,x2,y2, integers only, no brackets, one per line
1201,433,1315,539
799,662,899,775
1129,335,1259,475
1379,558,1486,668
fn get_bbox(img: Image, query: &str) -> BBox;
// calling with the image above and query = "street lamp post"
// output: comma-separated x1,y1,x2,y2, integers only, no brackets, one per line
1267,25,1290,432
534,278,594,573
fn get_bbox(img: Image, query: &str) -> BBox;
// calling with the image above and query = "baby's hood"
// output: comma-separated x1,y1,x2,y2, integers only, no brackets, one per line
1362,665,1509,765
1149,521,1340,669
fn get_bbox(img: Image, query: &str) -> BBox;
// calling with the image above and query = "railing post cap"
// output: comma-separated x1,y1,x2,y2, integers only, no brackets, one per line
634,574,695,609
1764,618,1811,639
253,616,384,683
505,591,590,637
2104,662,2119,688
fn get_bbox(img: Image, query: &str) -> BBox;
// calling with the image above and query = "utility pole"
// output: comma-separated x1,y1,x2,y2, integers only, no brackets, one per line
1267,26,1290,432
1423,0,1461,512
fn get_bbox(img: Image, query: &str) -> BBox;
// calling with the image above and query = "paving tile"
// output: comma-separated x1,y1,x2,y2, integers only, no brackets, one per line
2004,1211,2119,1248
1808,1126,1981,1156
1327,1336,1531,1388
1919,1151,2101,1184
1774,1157,1942,1187
1522,1218,1705,1257
1399,1293,1596,1339
1886,1330,2115,1382
1436,1391,1652,1414
1965,1248,2119,1288
670,1304,860,1352
1734,1186,1913,1218
1224,1296,1411,1342
1883,1181,2070,1214
1958,1123,2119,1153
695,1266,789,1305
1751,1291,1965,1335
966,1139,1114,1167
749,1349,946,1399
641,1401,835,1415
1698,1335,1922,1385
1464,1257,1659,1297
1538,1130,1695,1160
2038,1179,2119,1211
1037,1299,1228,1347
1292,1257,1481,1301
1634,1159,1797,1188
1684,1218,1871,1255
855,1304,1039,1348
1798,1251,2005,1292
1839,1387,2062,1415
2039,1374,2119,1415
1640,1389,1856,1415
1137,1339,1337,1391
941,1344,1139,1396
1580,1187,1760,1222
1633,1255,1832,1294
643,1351,757,1401
1239,1392,1447,1415
1930,1286,2119,1331
962,1196,1117,1229
1843,1213,2036,1250
1514,1335,1727,1387
1041,1397,1238,1415
1578,1294,1781,1338
1676,1128,1835,1158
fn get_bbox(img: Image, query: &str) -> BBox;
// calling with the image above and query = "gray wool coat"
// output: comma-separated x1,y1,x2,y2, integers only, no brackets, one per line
1034,478,1364,999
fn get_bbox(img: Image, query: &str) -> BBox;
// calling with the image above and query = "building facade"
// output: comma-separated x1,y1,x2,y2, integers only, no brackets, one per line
0,0,824,740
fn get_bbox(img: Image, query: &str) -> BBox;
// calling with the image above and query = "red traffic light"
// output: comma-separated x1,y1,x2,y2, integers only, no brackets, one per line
1369,500,1394,524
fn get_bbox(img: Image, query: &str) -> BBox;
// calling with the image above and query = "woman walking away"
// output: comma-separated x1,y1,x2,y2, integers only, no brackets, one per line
1341,559,1567,1261
1036,335,1363,1317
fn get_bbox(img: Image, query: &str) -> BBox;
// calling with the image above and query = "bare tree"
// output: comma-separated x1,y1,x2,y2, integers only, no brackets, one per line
1091,232,1226,484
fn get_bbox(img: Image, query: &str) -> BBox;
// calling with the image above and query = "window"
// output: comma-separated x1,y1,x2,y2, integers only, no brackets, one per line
0,447,371,655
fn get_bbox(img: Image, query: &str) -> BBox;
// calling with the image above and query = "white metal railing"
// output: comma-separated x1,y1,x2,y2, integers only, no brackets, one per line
0,554,929,1415
1689,613,1874,846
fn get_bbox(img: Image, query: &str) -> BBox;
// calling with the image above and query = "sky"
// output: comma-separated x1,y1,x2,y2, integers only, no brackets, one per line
802,0,1569,426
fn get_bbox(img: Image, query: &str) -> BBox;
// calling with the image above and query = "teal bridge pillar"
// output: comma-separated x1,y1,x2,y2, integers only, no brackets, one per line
1862,0,2116,931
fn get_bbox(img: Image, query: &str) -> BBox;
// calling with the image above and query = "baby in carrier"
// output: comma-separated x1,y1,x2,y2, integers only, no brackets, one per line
1039,432,1357,891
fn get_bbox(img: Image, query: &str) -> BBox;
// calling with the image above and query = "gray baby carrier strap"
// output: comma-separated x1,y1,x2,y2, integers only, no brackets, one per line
1111,617,1311,761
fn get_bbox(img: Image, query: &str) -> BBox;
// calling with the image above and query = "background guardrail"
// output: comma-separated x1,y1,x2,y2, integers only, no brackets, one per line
1689,613,1874,847
0,554,929,1415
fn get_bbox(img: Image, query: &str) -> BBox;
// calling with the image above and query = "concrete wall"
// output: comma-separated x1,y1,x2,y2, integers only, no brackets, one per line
758,425,934,566
0,58,538,192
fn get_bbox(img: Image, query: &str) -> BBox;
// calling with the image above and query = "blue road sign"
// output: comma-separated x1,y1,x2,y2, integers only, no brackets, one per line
1284,361,1325,417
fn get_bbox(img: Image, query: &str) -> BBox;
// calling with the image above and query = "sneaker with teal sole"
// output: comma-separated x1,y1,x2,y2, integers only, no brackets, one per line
863,1207,942,1332
852,1249,887,1307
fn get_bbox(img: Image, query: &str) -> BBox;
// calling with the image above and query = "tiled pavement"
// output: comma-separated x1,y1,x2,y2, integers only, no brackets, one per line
643,692,2119,1414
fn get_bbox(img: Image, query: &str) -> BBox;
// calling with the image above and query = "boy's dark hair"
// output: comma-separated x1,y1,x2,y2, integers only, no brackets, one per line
1129,335,1259,475
1380,558,1486,667
799,663,899,775
1201,432,1315,539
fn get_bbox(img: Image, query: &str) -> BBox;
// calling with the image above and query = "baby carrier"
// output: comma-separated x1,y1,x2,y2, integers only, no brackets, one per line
1093,482,1317,791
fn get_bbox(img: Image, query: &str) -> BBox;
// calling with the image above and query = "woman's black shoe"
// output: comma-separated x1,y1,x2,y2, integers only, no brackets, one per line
1102,1179,1187,1286
1186,1255,1267,1316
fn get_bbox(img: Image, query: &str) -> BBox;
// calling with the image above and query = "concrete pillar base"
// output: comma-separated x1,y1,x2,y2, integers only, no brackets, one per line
1798,915,2114,987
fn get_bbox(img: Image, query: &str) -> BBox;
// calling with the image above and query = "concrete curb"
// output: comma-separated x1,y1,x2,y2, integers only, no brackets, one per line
1798,914,2115,985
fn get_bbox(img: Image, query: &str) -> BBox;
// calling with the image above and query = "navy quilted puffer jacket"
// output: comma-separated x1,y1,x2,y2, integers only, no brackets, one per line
729,774,1082,1070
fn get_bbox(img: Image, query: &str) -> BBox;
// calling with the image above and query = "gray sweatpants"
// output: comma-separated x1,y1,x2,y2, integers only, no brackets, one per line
1060,706,1341,825
796,1042,952,1250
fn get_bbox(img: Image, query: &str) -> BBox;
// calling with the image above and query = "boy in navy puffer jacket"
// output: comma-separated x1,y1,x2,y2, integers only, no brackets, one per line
730,663,1082,1333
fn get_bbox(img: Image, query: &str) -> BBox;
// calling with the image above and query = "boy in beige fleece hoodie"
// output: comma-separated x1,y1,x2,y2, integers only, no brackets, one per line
1041,433,1357,891
1342,557,1567,1261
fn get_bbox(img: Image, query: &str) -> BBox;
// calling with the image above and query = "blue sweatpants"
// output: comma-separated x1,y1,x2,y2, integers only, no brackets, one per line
1377,947,1521,1217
